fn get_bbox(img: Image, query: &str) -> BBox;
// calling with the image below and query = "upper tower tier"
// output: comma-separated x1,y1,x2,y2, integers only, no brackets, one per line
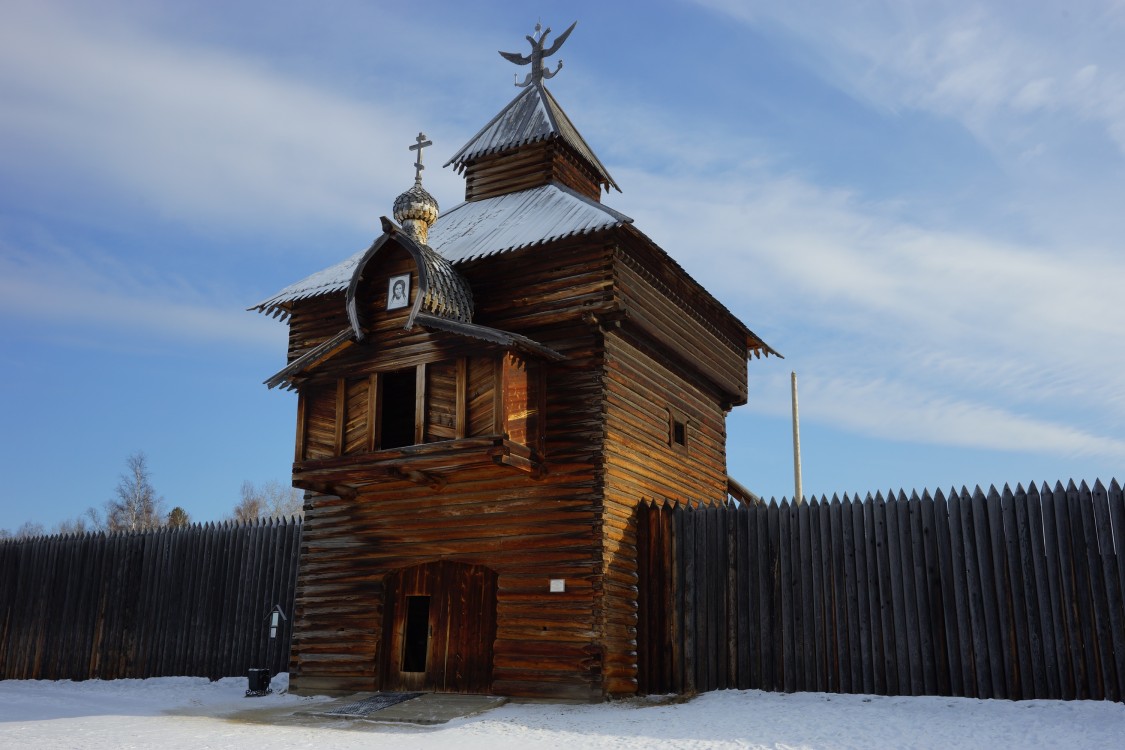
444,22,619,202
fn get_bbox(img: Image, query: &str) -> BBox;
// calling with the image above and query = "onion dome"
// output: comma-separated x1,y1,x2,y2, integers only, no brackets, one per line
393,180,439,245
394,132,439,245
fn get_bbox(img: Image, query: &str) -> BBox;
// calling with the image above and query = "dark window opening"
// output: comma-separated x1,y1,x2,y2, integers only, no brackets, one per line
673,420,686,446
381,369,417,449
402,595,430,673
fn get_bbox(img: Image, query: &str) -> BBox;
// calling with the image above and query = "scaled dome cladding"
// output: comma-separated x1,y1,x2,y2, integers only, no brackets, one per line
414,240,473,323
393,182,439,227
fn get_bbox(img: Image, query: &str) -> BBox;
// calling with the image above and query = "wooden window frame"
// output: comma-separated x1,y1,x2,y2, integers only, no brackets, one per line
296,354,545,461
667,407,690,455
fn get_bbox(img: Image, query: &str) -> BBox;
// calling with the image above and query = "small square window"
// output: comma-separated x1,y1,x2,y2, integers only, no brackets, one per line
667,408,689,452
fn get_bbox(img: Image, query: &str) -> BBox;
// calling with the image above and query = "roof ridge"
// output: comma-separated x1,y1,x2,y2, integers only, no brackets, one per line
444,84,618,192
443,85,538,169
537,85,619,192
535,81,563,140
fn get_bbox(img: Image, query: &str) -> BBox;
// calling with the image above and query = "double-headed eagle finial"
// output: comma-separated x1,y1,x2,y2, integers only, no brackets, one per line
499,20,577,87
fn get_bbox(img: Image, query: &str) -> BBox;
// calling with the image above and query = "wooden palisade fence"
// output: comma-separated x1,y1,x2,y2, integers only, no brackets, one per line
638,480,1125,702
0,517,302,681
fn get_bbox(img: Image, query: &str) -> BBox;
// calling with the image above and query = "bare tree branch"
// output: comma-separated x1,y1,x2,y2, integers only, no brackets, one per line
105,451,166,532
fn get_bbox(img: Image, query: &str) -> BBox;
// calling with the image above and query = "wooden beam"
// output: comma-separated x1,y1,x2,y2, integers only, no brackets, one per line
414,363,427,445
294,390,307,463
333,377,346,456
290,480,357,499
536,363,547,458
455,357,468,440
495,452,544,479
373,373,387,452
493,355,505,436
393,467,447,490
728,476,762,506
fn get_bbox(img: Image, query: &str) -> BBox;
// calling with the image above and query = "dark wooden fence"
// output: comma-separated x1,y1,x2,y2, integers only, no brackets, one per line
638,480,1125,702
0,517,302,681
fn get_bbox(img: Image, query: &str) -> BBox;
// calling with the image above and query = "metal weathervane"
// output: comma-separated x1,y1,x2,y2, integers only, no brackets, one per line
499,20,577,87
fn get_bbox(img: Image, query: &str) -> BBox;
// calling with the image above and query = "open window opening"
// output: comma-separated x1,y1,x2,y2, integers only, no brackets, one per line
380,369,417,449
668,407,689,453
401,595,430,673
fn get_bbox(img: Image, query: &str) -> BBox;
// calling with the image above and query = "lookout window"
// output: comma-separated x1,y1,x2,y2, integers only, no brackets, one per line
402,595,430,673
668,407,689,453
380,369,417,449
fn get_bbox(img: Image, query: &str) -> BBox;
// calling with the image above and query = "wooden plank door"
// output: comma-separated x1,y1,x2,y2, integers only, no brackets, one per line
383,560,497,693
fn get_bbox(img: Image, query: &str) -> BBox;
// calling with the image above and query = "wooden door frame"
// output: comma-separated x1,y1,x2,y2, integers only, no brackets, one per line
380,560,498,693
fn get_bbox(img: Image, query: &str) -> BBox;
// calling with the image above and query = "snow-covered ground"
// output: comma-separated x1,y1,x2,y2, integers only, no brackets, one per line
1,674,1123,749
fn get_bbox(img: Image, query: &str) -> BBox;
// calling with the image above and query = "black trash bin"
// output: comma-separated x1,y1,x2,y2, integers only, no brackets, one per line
246,668,272,696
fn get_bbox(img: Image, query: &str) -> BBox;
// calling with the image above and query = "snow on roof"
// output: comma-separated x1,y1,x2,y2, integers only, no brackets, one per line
252,182,632,316
444,83,619,192
251,248,366,316
430,182,632,264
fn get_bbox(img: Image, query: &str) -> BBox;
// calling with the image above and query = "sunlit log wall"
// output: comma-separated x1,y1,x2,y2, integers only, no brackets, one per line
638,480,1125,702
0,517,302,681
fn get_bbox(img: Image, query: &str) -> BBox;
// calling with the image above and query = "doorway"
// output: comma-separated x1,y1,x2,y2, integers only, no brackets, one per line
382,560,497,693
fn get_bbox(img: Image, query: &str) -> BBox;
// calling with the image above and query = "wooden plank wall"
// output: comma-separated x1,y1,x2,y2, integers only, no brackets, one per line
0,517,302,681
613,240,749,405
289,280,614,700
462,141,603,202
637,480,1125,702
290,345,607,699
599,330,731,695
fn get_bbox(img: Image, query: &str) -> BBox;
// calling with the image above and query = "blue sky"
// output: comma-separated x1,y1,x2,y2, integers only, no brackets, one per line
2,0,1124,532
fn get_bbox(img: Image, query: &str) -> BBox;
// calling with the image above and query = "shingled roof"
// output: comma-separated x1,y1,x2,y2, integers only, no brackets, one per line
251,183,632,317
444,82,620,193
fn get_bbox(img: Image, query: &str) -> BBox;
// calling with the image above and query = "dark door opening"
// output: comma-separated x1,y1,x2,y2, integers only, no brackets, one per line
382,561,498,693
402,596,430,672
380,369,417,449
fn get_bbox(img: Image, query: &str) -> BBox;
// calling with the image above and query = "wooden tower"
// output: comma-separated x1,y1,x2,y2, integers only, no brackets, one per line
253,22,776,701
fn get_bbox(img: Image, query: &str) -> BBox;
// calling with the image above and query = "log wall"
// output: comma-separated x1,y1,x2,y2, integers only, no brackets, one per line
598,329,732,694
281,232,754,701
289,328,607,700
286,241,620,700
613,238,749,405
463,141,603,202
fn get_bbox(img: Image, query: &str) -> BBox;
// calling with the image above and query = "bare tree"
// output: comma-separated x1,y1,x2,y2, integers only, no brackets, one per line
233,480,304,522
105,452,166,532
55,507,104,536
14,521,46,539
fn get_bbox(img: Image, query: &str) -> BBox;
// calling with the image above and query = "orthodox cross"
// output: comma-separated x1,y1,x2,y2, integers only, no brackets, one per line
409,132,432,183
499,20,577,87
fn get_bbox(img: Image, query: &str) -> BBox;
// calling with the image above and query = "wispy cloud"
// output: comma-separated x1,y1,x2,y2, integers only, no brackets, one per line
3,0,1121,467
0,3,466,234
756,369,1125,462
0,234,283,350
611,156,1125,457
693,0,1125,159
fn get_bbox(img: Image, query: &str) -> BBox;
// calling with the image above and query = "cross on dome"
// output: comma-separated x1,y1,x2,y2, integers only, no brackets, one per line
409,132,433,183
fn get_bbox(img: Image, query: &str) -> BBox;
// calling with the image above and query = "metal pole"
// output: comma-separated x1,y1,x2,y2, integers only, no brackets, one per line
791,371,803,505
